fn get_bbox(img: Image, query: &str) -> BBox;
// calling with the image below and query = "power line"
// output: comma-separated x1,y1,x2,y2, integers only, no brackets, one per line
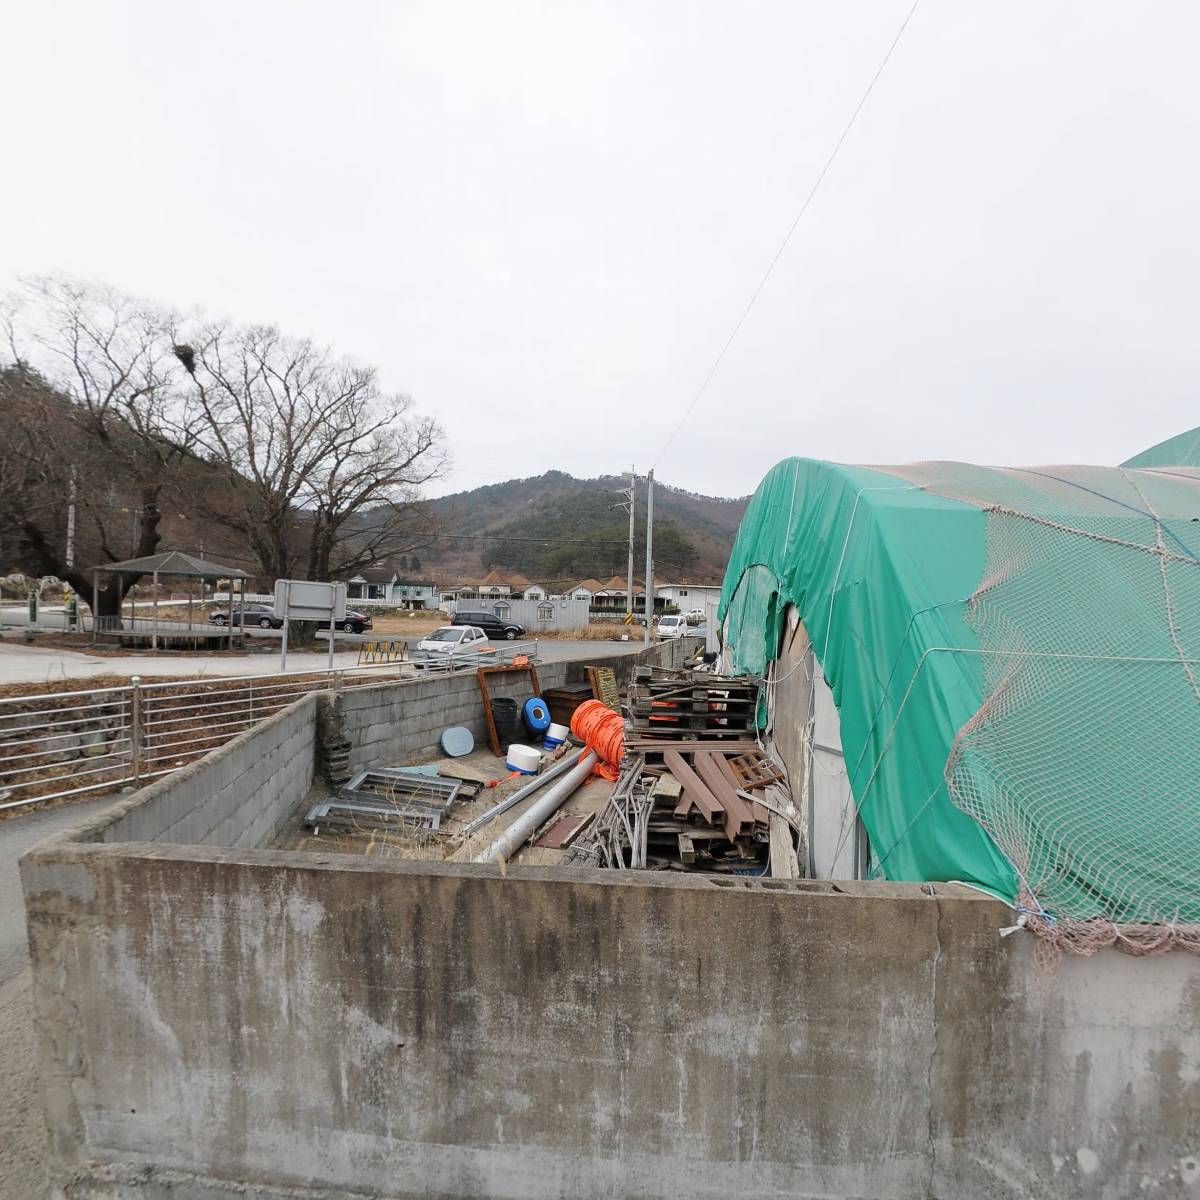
652,0,922,470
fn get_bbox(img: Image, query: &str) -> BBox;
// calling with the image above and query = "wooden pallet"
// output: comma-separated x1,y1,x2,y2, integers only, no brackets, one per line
728,752,786,790
586,665,620,712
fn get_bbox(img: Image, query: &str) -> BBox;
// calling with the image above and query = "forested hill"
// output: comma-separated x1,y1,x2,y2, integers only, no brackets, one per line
420,472,749,585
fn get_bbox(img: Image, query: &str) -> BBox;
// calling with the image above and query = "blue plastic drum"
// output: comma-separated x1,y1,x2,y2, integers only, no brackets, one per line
522,696,551,735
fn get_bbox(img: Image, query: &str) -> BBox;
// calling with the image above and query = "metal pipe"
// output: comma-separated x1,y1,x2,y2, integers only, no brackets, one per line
474,750,597,864
460,748,587,838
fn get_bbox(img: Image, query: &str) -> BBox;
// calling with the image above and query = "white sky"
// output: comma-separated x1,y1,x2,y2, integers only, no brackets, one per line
3,2,1198,498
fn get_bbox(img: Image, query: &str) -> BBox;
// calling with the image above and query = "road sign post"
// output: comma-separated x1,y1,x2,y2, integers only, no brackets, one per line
274,580,347,673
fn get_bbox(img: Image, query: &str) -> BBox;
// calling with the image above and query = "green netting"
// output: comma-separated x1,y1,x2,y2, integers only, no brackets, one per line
1123,425,1200,469
720,457,1200,953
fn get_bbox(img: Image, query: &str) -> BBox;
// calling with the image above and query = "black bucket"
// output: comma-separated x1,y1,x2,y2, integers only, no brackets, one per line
490,697,520,744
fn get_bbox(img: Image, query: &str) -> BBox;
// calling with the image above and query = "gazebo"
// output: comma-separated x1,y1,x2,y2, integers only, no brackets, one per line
91,551,251,651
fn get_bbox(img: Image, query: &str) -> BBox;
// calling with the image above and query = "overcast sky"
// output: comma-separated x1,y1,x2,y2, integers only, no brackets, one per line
3,2,1198,498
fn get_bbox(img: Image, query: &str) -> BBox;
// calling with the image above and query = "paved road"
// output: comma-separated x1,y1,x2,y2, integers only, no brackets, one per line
0,636,651,686
0,796,115,1199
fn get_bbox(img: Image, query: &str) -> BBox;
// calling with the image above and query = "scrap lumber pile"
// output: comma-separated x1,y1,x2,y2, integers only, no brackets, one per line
625,666,759,750
572,665,798,875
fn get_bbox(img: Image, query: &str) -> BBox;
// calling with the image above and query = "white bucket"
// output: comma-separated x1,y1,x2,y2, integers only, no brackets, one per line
505,744,542,775
542,722,570,749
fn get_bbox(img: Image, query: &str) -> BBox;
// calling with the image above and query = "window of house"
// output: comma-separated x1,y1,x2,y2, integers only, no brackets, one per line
537,602,554,620
494,602,511,618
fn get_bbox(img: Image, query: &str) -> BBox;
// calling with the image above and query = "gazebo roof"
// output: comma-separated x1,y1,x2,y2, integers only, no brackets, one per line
92,550,250,579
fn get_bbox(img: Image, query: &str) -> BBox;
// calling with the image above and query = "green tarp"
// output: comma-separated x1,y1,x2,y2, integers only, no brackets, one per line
720,450,1200,940
718,458,1019,899
1123,425,1200,469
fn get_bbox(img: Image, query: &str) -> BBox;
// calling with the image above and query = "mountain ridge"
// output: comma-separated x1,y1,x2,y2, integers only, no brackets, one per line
417,471,749,585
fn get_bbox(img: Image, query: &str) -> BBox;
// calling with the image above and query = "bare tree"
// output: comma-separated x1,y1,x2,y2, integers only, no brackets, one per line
0,278,197,617
176,323,446,583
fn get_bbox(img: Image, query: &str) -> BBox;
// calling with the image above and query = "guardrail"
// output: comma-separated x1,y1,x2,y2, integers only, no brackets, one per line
0,662,410,812
409,639,541,673
0,640,544,812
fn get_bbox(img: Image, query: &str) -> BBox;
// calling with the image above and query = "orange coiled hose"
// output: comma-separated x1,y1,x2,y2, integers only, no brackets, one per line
570,700,624,781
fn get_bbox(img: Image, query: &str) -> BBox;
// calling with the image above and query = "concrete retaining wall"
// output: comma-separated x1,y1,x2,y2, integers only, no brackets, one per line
19,850,1200,1200
338,639,698,772
65,694,318,850
23,634,1198,1199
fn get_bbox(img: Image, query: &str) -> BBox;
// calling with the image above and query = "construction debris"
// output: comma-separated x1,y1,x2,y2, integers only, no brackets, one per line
305,767,482,834
568,665,803,876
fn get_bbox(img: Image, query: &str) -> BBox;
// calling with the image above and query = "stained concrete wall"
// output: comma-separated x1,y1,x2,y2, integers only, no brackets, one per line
67,694,318,850
338,640,698,771
20,633,1200,1199
20,848,1200,1200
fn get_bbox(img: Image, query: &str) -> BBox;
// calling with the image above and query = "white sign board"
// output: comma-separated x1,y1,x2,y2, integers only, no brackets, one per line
274,579,347,622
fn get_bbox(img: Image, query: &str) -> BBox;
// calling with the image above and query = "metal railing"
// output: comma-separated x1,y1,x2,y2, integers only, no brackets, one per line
0,639,543,812
0,662,409,812
408,638,541,673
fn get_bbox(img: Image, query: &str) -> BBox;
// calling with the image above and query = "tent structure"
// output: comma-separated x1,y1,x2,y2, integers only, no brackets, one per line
719,455,1200,954
91,551,250,651
1122,425,1200,470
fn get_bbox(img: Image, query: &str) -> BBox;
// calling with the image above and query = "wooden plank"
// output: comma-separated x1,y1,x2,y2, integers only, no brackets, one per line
476,663,543,757
662,750,724,825
693,751,754,840
476,670,501,757
624,738,762,753
768,811,800,878
677,833,696,865
673,793,694,819
535,811,596,849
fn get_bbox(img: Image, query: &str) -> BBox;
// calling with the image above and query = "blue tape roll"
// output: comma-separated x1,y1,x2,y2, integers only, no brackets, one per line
522,696,551,733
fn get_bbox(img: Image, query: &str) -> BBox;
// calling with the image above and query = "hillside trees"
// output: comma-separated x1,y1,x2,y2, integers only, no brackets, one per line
482,489,700,583
0,279,197,615
0,276,446,619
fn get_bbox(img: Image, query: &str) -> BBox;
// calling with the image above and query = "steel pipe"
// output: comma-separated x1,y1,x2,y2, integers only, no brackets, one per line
460,748,587,838
473,750,598,864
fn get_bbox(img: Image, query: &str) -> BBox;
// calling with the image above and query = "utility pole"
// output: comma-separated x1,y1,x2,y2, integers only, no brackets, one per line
643,469,654,646
65,467,77,569
623,467,636,619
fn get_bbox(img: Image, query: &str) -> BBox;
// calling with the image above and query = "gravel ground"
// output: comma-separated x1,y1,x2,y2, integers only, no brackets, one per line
0,796,115,1199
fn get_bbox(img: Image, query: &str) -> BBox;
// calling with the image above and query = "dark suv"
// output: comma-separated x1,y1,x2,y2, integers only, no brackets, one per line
451,610,525,640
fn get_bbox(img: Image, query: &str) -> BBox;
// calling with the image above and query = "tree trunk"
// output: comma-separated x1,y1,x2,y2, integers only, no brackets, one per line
287,619,322,649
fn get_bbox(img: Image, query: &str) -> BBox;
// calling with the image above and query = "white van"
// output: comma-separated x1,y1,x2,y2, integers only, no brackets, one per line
657,614,688,639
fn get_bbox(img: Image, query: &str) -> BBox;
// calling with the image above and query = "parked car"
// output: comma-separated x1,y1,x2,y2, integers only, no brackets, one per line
685,608,706,625
209,603,283,629
656,613,688,639
451,609,525,640
413,625,492,669
339,609,373,634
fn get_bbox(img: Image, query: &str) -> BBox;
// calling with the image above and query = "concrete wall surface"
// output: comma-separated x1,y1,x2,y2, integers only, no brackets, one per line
337,640,696,772
19,845,1200,1200
68,694,318,850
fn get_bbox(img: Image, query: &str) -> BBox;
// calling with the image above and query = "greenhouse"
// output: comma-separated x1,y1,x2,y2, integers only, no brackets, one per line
719,450,1200,953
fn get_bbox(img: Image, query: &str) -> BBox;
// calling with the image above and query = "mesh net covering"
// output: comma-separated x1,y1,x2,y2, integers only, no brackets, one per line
719,457,1200,955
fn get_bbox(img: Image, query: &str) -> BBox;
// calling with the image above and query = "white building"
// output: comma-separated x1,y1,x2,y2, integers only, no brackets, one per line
656,583,723,611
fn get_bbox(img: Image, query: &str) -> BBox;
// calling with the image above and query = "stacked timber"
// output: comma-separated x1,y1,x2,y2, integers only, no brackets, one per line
643,746,784,872
625,666,760,751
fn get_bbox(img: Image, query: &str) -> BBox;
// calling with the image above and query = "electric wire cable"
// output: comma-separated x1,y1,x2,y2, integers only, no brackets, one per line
651,0,922,470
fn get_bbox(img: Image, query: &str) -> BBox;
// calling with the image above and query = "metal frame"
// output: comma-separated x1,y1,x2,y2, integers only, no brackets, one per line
476,660,543,756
